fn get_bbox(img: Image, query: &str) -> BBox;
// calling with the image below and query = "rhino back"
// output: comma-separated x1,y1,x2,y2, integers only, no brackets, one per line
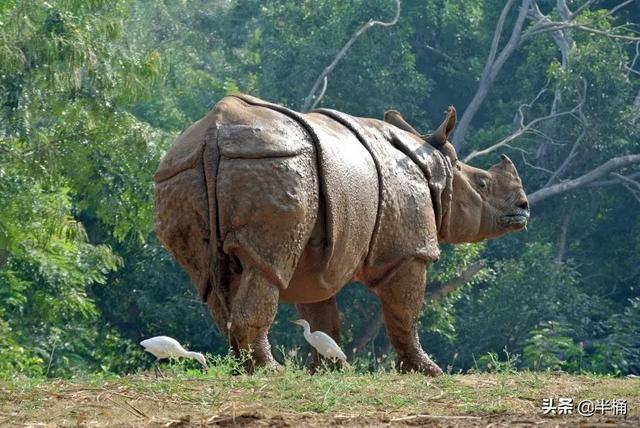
216,97,312,159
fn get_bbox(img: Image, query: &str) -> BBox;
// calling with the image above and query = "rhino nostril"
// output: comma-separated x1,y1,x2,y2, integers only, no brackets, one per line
518,200,529,211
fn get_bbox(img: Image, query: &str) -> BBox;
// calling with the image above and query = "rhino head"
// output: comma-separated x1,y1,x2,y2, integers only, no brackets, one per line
385,107,529,244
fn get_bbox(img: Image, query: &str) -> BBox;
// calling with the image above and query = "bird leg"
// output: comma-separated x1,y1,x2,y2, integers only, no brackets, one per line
154,360,165,379
376,258,443,377
296,296,342,372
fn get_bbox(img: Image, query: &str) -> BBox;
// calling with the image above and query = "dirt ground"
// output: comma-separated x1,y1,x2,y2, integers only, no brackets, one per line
2,372,638,427
99,412,640,427
4,409,639,427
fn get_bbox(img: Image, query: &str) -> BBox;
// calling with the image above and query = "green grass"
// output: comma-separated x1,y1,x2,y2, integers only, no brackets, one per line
1,359,639,426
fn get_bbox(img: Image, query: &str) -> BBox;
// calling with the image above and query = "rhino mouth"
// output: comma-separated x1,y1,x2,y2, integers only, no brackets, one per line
500,208,530,228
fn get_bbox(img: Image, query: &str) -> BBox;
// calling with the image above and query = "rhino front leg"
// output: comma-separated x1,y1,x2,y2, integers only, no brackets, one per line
376,258,443,376
296,296,341,370
228,265,280,371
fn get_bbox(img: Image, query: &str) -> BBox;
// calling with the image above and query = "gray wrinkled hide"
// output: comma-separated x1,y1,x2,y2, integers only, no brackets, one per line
154,94,452,306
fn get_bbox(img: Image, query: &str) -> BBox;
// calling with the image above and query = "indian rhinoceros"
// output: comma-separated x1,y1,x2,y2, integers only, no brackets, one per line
153,93,529,376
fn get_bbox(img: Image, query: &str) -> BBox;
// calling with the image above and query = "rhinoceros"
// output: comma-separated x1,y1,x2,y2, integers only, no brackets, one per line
153,93,529,376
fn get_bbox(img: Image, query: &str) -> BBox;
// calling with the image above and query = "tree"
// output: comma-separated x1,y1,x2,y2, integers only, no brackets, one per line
2,0,638,376
0,0,162,376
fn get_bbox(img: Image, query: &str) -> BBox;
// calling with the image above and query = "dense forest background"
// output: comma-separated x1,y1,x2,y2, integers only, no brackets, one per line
1,0,639,378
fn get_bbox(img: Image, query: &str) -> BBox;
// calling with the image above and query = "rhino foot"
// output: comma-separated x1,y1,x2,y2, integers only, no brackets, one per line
397,353,443,377
242,354,283,374
223,266,281,374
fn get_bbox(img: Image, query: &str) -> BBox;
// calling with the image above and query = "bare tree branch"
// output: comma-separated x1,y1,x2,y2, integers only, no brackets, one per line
528,155,640,205
309,76,328,111
544,81,588,186
521,151,556,175
463,88,582,163
452,0,638,150
524,20,640,42
544,130,585,186
612,172,640,192
556,208,572,262
606,0,638,18
487,0,519,72
569,25,639,42
452,0,532,149
426,261,486,300
614,172,640,203
530,1,572,71
422,43,462,67
587,171,640,187
531,0,572,119
570,0,598,20
301,0,401,112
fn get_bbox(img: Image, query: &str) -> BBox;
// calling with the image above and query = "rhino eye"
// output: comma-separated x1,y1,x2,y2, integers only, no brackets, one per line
477,179,487,189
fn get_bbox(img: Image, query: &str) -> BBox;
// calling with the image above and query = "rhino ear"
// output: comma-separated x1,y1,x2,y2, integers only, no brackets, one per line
427,106,457,149
383,109,423,137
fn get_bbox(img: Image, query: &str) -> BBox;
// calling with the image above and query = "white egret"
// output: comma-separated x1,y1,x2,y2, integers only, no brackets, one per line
140,336,208,377
291,319,347,363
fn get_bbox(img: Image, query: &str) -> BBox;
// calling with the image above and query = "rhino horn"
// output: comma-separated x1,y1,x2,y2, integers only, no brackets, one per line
490,154,518,176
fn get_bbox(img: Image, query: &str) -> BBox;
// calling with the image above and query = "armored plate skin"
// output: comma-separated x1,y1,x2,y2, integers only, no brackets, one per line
155,94,452,304
153,93,528,376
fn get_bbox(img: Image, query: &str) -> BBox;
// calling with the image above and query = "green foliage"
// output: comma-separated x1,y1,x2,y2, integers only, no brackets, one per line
474,349,520,375
225,0,429,118
422,243,489,342
524,321,585,372
1,0,638,378
524,298,640,375
0,0,163,378
449,243,590,368
0,318,43,377
588,298,640,375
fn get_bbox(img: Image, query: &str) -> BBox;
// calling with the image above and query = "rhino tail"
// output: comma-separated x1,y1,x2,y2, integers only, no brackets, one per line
204,120,230,320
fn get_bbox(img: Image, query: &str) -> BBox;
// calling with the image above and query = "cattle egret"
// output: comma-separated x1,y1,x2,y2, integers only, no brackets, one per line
140,336,208,377
292,319,347,363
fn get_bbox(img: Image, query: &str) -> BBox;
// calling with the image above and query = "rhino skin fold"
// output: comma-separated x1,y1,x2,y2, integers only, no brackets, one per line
153,94,529,375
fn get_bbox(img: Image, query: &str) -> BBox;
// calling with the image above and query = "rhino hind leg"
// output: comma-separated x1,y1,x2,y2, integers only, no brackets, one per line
376,258,443,377
227,264,280,372
296,296,342,370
